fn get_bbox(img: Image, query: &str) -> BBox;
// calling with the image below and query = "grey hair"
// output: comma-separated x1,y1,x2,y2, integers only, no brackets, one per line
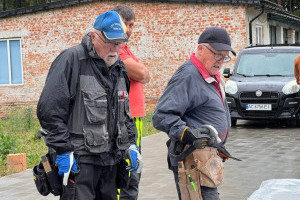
113,5,135,21
195,43,208,51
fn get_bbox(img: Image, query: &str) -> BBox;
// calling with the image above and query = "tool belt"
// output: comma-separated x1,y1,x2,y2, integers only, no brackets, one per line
178,146,224,200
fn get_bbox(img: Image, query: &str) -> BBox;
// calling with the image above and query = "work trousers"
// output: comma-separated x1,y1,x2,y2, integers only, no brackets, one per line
119,117,143,200
172,167,220,200
119,172,141,200
60,163,118,200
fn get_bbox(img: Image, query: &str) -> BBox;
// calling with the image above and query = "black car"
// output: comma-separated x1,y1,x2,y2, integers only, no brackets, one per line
223,45,300,127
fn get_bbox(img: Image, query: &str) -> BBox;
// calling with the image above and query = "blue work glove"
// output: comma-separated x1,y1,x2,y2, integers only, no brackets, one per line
55,152,79,176
125,144,143,173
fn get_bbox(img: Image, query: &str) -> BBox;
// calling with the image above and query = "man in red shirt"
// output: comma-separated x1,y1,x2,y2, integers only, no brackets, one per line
113,5,150,200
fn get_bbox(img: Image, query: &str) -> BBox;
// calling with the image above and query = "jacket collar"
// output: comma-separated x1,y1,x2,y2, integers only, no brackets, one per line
190,53,220,84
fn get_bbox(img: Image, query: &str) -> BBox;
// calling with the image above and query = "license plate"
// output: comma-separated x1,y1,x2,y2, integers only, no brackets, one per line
246,104,272,111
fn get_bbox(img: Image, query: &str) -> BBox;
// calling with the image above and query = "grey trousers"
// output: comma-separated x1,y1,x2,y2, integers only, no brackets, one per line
172,167,220,200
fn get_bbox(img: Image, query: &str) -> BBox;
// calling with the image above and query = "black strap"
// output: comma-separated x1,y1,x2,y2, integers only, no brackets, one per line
172,141,242,162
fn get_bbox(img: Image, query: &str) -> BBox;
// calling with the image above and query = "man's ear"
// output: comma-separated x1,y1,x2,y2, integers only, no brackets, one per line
196,44,204,55
197,44,204,51
91,32,96,43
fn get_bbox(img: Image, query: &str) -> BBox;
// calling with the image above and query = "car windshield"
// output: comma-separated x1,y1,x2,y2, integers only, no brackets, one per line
236,52,299,76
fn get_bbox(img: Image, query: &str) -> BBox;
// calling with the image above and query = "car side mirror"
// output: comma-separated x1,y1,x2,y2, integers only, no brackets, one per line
223,68,231,78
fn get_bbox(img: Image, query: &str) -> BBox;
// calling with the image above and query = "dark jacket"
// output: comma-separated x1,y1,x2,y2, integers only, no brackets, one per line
37,33,137,165
152,60,230,167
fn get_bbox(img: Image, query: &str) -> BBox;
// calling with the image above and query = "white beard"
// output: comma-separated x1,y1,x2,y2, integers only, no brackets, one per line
104,52,118,67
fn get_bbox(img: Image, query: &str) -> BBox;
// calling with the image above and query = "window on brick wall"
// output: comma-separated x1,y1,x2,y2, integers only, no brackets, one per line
0,39,23,85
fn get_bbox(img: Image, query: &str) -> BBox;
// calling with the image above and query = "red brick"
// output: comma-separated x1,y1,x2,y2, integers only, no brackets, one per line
0,2,247,114
6,153,27,172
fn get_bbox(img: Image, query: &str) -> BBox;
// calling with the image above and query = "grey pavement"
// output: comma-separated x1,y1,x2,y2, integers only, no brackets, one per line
1,120,300,200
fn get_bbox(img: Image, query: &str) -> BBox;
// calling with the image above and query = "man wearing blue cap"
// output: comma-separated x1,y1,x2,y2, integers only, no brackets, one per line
37,10,143,200
153,27,236,200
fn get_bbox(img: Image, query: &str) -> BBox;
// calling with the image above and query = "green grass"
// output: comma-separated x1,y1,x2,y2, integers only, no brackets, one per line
142,112,160,137
0,108,159,177
0,108,48,176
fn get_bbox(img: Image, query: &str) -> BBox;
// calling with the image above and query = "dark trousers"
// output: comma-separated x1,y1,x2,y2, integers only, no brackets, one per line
60,163,118,200
172,167,220,200
119,172,141,200
119,117,142,200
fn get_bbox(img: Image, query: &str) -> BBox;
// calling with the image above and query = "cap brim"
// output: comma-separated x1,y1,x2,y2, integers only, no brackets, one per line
210,43,236,56
102,31,128,42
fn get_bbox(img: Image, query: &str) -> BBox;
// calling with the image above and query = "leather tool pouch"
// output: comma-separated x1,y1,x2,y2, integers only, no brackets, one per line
178,147,223,200
178,161,203,200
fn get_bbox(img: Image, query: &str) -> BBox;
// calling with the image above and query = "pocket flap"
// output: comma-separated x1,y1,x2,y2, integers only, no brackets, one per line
83,125,108,146
82,90,106,100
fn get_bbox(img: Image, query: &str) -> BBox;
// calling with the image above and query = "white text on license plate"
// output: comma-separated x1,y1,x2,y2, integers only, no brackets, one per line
246,104,272,111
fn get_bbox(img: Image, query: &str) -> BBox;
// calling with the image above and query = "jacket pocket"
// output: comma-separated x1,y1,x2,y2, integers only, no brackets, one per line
60,172,76,200
116,123,130,150
82,90,107,124
83,124,109,153
118,91,131,123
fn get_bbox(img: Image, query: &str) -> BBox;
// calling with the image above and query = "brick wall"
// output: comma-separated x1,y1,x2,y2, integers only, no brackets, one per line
0,2,247,115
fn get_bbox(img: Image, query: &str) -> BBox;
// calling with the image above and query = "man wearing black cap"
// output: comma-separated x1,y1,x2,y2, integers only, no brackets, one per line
37,10,142,200
153,27,235,200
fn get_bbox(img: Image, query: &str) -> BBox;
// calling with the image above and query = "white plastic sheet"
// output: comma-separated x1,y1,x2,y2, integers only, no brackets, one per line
248,179,300,200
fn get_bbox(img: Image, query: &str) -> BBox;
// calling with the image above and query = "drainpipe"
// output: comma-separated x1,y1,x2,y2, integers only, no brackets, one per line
249,5,265,46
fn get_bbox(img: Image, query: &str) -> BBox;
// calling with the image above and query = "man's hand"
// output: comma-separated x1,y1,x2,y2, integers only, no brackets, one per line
180,127,211,147
125,144,143,173
55,152,79,176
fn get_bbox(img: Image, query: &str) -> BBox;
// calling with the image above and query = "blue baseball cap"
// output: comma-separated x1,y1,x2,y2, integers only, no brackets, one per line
94,10,128,42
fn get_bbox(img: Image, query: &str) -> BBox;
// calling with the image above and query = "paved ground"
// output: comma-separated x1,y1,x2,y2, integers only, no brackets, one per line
0,120,299,200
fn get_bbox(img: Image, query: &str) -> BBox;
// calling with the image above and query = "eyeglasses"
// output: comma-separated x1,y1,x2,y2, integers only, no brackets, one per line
94,32,124,47
203,44,231,63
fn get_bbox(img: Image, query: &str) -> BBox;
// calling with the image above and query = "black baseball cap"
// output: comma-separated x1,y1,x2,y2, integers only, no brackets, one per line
198,27,236,56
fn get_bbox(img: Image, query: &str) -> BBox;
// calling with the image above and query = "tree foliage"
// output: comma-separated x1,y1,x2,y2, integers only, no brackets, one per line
269,0,300,13
0,0,56,11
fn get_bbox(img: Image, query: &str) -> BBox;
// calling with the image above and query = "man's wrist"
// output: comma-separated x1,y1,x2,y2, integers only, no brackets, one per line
180,126,189,142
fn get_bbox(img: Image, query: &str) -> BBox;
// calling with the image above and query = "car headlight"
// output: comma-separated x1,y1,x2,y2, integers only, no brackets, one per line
282,80,300,95
225,80,238,95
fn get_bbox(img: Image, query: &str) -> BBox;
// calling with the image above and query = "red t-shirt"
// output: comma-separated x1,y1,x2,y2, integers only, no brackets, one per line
119,44,146,117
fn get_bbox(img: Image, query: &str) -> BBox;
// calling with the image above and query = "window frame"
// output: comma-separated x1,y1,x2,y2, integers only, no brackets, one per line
295,31,299,44
256,25,263,45
0,38,23,86
269,25,276,45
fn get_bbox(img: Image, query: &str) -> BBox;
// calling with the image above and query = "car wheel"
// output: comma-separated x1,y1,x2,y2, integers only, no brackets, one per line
231,118,237,127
